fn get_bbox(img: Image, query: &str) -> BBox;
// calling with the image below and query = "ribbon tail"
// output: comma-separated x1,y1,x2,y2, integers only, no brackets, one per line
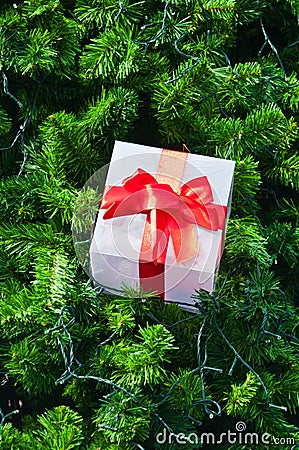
168,215,199,263
154,210,170,265
139,211,169,265
150,209,157,262
204,204,227,231
139,217,165,298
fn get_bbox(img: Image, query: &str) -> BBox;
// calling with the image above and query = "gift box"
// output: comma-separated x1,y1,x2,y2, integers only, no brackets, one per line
90,141,235,311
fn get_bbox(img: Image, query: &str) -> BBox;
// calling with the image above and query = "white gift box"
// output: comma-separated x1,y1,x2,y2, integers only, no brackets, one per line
90,141,235,311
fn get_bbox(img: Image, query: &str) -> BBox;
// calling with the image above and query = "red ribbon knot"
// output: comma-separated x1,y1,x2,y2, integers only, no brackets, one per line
101,168,227,266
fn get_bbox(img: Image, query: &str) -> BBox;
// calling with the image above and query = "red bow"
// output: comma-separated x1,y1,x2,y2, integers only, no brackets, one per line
101,169,226,266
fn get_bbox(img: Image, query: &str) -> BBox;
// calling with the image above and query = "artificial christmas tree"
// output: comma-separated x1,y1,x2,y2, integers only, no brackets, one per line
0,0,299,449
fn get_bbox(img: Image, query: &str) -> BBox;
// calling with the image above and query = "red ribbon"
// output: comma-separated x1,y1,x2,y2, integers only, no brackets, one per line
101,168,226,268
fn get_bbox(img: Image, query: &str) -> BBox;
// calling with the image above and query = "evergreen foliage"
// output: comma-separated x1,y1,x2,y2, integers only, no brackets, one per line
0,0,299,449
